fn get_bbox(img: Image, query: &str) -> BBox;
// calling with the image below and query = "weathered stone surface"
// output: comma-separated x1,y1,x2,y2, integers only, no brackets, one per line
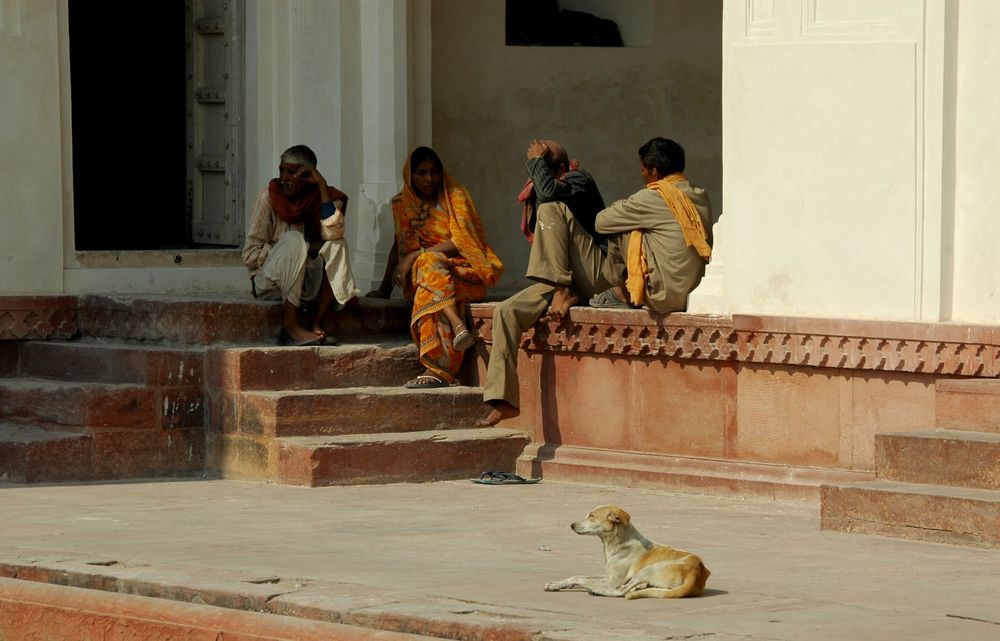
206,432,274,480
238,387,490,437
468,304,1000,377
518,444,873,502
0,296,77,341
0,424,92,483
876,430,1000,489
19,340,205,386
821,480,1000,547
277,428,530,486
0,379,158,429
77,295,411,345
935,378,1000,433
0,578,429,641
205,340,421,392
90,428,203,479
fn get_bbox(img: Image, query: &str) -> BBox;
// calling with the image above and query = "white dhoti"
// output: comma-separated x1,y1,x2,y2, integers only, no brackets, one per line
253,231,361,306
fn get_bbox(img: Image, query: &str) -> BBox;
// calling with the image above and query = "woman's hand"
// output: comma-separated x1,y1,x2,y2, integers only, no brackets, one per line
393,250,421,287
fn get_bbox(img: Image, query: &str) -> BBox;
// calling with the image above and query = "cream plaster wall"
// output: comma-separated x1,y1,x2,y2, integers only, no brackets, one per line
0,0,64,294
692,0,939,321
430,0,722,290
951,0,1000,322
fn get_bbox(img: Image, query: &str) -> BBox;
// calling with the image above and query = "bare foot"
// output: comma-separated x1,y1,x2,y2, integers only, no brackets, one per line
310,324,327,340
545,286,579,322
285,324,323,343
478,400,520,426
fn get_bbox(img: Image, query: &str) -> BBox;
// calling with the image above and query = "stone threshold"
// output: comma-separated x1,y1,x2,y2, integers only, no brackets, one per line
0,554,546,641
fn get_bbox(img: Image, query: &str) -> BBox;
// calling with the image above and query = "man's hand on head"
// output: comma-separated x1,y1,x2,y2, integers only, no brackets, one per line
526,140,548,160
295,167,328,188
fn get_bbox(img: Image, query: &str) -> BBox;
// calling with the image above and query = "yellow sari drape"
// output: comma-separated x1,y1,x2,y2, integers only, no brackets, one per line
392,155,503,383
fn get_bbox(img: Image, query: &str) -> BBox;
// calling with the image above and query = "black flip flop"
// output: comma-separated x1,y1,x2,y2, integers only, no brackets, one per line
472,471,541,485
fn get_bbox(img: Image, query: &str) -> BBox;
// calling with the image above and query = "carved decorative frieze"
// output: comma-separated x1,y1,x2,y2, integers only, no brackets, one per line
468,305,1000,378
0,297,77,340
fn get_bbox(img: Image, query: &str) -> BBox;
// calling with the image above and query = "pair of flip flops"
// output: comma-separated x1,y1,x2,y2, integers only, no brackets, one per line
471,471,541,485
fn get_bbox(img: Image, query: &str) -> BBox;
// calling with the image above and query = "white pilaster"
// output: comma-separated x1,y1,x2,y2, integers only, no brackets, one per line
351,0,412,292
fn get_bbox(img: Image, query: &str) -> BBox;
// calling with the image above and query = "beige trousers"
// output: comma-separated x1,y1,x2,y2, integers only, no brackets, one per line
483,202,609,407
252,230,361,307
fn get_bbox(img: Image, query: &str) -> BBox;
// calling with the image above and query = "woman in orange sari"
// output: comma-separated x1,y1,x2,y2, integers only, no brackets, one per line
391,147,503,388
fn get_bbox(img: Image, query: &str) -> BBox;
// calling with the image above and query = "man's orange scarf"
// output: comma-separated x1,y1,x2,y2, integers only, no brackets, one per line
626,173,711,306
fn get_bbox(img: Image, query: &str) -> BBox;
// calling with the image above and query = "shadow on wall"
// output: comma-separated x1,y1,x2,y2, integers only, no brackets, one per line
506,0,623,47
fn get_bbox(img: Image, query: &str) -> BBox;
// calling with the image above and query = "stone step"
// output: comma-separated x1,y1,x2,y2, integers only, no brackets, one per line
876,429,1000,490
821,480,1000,548
276,427,531,486
0,422,203,483
936,378,1000,433
517,444,874,502
76,295,411,345
235,386,489,437
0,378,165,430
17,340,205,386
0,423,91,483
206,338,422,391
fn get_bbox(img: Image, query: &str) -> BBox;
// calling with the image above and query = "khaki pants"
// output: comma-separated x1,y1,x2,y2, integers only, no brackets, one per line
483,202,608,407
252,230,361,307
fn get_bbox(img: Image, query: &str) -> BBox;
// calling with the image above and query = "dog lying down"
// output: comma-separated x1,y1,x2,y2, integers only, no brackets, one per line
545,505,710,599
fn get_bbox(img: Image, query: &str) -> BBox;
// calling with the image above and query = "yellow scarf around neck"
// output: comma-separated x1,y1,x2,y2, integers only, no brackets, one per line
626,173,711,306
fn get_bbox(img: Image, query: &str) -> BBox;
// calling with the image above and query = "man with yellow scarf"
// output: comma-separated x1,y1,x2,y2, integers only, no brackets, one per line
589,138,713,314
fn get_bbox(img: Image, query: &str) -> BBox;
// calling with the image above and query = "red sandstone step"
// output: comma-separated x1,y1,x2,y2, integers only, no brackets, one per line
518,444,874,502
76,295,410,345
18,340,205,385
276,427,531,486
820,480,1000,548
0,378,160,430
0,423,91,483
0,421,203,483
876,429,1000,490
936,378,1000,433
206,339,422,391
236,386,489,437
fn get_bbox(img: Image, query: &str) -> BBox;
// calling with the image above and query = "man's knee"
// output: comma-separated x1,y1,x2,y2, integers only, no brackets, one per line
536,201,572,225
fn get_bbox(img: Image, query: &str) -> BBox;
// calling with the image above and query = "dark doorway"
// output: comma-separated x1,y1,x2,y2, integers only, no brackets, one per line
68,2,187,250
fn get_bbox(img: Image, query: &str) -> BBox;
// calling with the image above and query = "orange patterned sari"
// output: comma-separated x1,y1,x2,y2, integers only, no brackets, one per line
392,155,503,383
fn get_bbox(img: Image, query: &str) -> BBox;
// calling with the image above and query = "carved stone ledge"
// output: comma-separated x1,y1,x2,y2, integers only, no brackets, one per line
467,304,1000,377
0,297,78,340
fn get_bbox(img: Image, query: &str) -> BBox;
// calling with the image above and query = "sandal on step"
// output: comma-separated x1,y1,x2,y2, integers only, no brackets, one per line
453,325,475,351
588,287,632,309
472,471,541,485
403,374,449,389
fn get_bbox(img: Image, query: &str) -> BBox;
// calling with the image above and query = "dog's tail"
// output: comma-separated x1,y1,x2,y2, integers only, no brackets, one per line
624,561,710,600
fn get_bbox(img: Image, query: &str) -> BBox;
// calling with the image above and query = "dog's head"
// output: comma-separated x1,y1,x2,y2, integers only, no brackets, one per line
570,505,631,536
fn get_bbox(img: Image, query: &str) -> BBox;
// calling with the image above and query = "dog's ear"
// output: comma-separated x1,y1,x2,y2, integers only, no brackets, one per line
608,507,631,526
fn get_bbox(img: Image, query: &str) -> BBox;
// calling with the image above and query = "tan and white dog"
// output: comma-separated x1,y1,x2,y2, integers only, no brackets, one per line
544,505,710,599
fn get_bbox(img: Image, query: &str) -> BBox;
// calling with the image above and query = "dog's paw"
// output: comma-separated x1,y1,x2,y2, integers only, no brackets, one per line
544,582,561,591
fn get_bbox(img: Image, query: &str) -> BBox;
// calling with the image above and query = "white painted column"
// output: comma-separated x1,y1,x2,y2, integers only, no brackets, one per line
0,0,65,294
350,0,412,292
690,0,947,322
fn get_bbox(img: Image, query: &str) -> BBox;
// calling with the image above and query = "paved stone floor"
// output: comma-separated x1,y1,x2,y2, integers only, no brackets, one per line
1,478,998,640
